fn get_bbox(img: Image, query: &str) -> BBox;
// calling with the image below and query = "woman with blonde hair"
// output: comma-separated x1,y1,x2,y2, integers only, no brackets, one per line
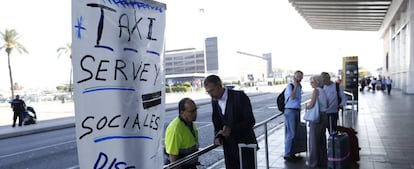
306,75,329,168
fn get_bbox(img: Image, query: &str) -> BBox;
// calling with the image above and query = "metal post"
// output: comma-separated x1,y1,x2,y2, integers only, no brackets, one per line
264,124,269,169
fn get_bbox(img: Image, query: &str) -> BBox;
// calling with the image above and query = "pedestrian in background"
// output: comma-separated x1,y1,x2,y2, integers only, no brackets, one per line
10,95,26,127
283,70,304,161
306,75,329,168
371,77,377,92
359,77,366,92
165,98,199,169
320,72,346,134
386,76,393,95
381,76,386,91
366,77,372,91
204,75,258,169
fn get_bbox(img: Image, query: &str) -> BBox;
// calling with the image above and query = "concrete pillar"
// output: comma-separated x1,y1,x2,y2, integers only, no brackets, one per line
407,0,414,93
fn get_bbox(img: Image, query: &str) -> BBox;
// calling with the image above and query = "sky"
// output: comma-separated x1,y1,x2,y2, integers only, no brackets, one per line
0,0,383,92
0,0,72,91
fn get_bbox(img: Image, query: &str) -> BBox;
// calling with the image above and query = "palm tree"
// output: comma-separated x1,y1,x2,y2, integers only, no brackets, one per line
57,43,72,96
0,29,28,98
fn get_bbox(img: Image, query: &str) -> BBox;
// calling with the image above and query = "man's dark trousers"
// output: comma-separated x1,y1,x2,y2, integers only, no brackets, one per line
13,111,24,127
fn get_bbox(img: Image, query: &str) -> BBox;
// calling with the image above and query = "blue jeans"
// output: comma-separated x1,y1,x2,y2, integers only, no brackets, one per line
284,108,300,156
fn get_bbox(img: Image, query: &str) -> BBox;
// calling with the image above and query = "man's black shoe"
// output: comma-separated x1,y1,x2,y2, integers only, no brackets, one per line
284,155,302,161
291,154,303,160
283,156,294,161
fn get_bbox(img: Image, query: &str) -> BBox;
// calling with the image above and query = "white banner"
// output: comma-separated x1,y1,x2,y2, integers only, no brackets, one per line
71,0,166,168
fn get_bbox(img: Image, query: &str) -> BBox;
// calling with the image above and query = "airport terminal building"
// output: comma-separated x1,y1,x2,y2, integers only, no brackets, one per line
380,0,414,93
164,36,271,87
289,0,414,94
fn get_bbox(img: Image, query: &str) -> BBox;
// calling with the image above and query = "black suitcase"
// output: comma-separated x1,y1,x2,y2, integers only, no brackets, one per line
291,122,307,154
328,116,350,169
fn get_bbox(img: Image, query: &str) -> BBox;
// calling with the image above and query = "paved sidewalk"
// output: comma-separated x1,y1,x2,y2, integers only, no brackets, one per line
0,91,211,126
252,88,414,169
207,88,414,169
0,91,212,139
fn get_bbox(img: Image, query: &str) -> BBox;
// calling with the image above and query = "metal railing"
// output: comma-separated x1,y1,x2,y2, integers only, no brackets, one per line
344,90,357,111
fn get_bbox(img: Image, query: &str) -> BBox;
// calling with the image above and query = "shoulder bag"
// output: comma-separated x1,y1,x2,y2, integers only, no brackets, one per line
304,98,320,123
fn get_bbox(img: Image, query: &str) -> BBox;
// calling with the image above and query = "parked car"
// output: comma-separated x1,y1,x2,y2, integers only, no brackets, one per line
0,96,7,103
224,84,243,91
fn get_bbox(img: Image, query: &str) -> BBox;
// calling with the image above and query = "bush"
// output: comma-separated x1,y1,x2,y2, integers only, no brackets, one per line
165,85,189,93
183,82,192,88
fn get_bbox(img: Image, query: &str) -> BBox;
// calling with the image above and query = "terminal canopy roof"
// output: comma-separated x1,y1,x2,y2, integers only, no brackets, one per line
288,0,392,31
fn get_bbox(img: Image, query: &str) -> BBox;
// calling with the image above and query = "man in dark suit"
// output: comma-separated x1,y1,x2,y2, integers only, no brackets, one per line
204,75,258,169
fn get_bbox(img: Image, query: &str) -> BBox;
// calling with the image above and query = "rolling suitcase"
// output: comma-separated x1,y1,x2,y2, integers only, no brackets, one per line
328,116,350,169
336,126,360,162
291,122,307,154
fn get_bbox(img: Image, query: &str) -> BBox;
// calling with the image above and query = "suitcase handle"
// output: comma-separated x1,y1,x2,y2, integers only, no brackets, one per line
329,115,336,169
329,114,336,135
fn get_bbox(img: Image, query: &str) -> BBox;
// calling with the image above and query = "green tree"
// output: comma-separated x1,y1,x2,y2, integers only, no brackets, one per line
0,29,28,98
57,43,72,94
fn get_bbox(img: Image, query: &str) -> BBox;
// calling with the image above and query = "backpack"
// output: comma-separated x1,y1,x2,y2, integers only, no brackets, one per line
277,84,294,112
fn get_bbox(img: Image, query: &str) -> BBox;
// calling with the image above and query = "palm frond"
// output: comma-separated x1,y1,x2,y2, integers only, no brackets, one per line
0,29,28,54
57,42,72,59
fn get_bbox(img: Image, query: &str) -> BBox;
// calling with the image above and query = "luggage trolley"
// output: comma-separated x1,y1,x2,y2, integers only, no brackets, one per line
342,91,358,128
238,143,257,169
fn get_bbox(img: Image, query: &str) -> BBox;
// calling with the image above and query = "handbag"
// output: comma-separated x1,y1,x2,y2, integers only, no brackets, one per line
304,99,320,123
